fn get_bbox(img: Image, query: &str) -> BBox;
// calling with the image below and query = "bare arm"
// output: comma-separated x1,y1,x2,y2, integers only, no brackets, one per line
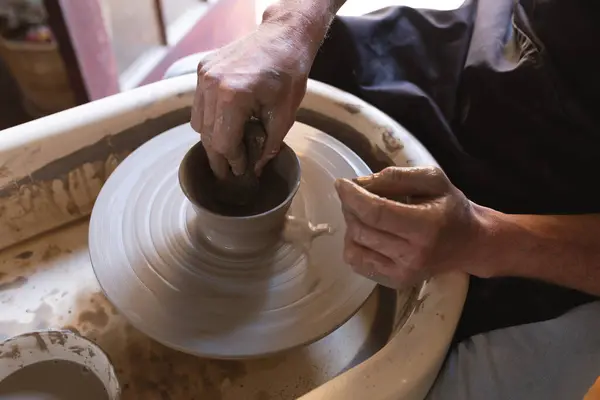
261,0,348,57
477,209,600,296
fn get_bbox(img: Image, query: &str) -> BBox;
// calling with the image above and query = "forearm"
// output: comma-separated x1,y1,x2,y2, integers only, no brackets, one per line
261,0,347,55
474,207,600,296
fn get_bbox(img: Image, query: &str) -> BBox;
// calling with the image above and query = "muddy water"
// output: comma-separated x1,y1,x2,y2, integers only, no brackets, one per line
0,360,109,400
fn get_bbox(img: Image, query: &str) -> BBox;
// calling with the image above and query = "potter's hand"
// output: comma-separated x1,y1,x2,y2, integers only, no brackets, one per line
335,166,482,289
191,23,312,180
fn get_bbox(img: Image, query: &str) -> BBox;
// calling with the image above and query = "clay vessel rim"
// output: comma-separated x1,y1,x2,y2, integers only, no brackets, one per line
0,329,118,381
1,329,110,354
178,140,302,221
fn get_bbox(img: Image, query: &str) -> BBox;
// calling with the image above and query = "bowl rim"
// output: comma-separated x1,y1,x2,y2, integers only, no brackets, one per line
178,139,302,221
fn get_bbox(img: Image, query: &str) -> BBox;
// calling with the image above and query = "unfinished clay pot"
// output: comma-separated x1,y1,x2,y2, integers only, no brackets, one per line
179,130,301,255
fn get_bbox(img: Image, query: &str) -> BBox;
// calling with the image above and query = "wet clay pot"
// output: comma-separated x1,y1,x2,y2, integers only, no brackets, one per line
179,139,301,255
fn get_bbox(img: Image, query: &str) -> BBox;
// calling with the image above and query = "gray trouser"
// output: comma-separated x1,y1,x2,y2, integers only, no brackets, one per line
427,301,600,400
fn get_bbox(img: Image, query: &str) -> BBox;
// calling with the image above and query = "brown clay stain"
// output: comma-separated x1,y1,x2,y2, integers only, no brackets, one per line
78,308,109,329
63,325,81,335
0,344,21,359
69,345,86,356
62,290,330,399
0,276,27,292
0,272,6,281
15,250,34,260
381,128,404,153
414,293,430,314
0,165,11,178
47,330,68,346
41,244,63,262
61,290,254,399
66,201,79,216
337,102,362,115
30,332,49,352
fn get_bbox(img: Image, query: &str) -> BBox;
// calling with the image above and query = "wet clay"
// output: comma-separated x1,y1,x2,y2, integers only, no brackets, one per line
180,121,299,217
0,360,108,400
213,120,266,209
187,150,290,217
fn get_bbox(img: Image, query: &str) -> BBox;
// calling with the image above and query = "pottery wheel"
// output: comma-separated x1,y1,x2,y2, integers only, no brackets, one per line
89,122,376,358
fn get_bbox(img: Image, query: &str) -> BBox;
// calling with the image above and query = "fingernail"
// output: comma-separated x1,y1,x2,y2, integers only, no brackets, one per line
232,167,244,176
353,175,373,187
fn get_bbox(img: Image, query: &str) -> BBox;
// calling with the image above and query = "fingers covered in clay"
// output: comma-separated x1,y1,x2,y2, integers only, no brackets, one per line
190,24,310,179
336,166,483,288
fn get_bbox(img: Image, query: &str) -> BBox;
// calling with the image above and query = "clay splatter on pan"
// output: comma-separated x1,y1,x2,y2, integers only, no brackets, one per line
0,276,27,292
14,250,33,260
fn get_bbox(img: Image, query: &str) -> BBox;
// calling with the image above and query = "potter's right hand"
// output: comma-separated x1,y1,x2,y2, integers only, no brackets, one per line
191,22,314,180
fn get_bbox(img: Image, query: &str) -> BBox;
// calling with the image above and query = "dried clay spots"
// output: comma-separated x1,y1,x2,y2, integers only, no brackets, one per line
89,122,376,358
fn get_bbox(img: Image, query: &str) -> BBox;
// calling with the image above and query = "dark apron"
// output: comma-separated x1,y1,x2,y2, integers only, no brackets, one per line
309,0,600,342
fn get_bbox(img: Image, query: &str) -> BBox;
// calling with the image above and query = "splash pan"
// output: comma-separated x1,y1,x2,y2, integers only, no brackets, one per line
0,75,467,399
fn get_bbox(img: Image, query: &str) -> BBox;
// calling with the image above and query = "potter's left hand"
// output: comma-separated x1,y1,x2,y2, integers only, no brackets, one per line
335,166,482,288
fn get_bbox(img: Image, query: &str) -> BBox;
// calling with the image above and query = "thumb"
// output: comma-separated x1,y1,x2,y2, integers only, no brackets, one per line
353,166,449,198
254,107,293,175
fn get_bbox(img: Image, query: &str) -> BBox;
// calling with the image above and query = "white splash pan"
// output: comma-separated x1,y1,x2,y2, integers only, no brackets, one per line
0,74,467,399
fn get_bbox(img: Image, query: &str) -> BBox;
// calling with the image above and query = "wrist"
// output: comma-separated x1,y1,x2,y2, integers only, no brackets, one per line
261,2,335,56
467,204,522,278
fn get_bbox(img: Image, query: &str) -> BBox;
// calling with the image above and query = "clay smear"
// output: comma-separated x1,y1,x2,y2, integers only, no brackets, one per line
283,215,335,249
0,360,108,400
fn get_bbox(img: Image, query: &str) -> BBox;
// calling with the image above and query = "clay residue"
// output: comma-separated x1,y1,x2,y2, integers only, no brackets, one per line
0,166,11,178
381,127,404,153
41,244,63,262
283,215,335,249
0,107,191,252
62,325,81,335
78,308,109,329
61,290,329,400
69,345,86,356
30,332,49,352
336,102,362,115
47,330,68,346
0,344,21,359
0,276,27,292
414,293,430,314
14,250,33,260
